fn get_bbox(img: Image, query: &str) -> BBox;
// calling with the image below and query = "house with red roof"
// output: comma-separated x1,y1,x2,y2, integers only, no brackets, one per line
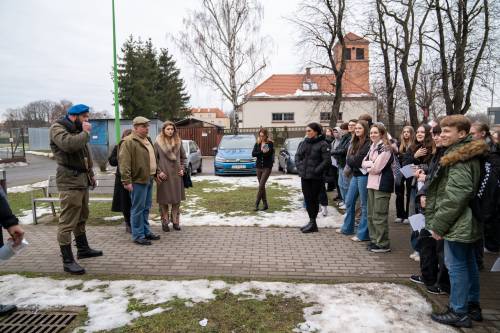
189,107,230,128
240,32,377,128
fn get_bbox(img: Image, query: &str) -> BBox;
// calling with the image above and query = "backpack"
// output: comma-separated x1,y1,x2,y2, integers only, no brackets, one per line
470,155,500,224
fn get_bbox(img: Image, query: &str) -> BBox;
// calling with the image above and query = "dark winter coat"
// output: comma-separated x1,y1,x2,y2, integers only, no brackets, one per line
346,139,371,177
324,136,337,183
425,137,488,243
252,141,275,169
331,132,352,168
416,146,446,199
295,135,331,180
49,116,95,190
0,187,18,230
108,143,131,213
402,143,434,172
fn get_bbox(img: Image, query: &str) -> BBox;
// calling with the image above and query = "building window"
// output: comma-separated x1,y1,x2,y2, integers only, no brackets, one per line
356,48,365,60
302,82,318,91
272,113,294,122
343,48,351,60
320,112,331,122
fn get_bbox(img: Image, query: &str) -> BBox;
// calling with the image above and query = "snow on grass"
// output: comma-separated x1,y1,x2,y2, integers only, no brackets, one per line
0,274,454,333
176,175,344,228
0,161,29,168
18,207,53,224
8,180,48,193
103,215,124,221
26,150,53,158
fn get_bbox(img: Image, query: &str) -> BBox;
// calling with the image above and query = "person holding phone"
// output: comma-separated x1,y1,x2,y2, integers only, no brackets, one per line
252,128,274,211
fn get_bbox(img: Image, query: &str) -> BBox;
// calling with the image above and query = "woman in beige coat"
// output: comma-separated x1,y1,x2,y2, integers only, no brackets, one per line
155,121,186,231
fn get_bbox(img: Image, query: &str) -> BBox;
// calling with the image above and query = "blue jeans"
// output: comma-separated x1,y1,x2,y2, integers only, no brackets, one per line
340,175,369,240
130,179,153,241
338,166,350,201
444,240,480,314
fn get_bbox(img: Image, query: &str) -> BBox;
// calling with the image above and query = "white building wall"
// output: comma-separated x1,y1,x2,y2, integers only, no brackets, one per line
241,98,377,128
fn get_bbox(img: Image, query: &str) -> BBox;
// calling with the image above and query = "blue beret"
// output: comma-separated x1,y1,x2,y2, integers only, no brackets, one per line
67,104,90,115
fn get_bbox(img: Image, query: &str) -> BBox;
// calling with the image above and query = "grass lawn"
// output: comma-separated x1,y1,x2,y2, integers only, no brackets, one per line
8,178,298,225
100,291,310,333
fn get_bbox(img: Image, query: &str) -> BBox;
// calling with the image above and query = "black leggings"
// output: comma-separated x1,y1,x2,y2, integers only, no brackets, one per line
301,178,323,220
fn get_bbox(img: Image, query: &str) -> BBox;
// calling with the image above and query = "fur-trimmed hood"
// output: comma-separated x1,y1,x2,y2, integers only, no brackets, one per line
440,137,489,167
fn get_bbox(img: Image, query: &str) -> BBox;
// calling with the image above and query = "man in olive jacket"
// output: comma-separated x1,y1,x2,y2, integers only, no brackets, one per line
426,115,488,328
49,104,102,275
119,117,161,245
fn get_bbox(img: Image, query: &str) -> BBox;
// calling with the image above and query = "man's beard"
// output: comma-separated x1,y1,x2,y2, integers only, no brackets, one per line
74,119,83,132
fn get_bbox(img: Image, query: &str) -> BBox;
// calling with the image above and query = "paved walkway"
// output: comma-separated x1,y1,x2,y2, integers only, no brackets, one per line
1,222,498,332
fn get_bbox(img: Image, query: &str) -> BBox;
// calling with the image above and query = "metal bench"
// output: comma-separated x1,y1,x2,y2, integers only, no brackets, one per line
31,174,115,224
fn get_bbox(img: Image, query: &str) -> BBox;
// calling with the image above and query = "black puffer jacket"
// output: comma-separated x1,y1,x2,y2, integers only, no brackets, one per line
252,141,274,169
331,133,352,168
346,139,370,177
295,135,331,179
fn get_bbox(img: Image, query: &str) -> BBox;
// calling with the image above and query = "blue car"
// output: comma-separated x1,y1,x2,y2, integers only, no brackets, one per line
214,134,257,175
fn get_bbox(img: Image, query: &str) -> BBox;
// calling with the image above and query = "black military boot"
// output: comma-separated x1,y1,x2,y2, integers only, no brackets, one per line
300,219,313,231
60,245,85,275
75,234,103,259
301,219,319,233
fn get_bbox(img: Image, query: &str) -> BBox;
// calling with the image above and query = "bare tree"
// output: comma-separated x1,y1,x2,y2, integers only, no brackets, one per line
375,0,432,128
428,0,493,115
415,62,446,121
176,0,270,133
367,0,403,134
50,100,73,123
291,0,347,127
4,100,56,129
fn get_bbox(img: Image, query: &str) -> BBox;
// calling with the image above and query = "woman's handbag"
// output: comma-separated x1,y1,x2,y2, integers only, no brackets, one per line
183,168,193,188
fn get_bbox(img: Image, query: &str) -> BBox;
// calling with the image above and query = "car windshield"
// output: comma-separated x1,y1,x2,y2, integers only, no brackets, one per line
287,139,302,152
219,136,255,149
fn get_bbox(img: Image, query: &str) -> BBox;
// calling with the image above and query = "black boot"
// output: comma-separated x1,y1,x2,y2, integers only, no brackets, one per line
261,200,269,211
255,199,260,211
468,302,483,322
75,234,103,259
60,245,85,275
300,219,313,231
301,219,318,233
0,304,17,316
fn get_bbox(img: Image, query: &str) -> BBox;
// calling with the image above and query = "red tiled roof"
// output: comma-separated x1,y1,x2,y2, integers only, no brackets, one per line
191,107,228,118
250,74,335,97
344,32,369,44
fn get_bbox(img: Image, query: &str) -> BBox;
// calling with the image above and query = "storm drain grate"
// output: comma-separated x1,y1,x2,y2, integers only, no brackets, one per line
0,311,77,333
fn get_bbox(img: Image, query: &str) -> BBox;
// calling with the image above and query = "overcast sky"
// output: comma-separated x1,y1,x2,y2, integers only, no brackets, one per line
0,0,497,119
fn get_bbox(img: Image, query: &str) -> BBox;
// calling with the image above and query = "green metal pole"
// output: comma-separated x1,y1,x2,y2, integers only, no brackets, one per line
112,0,121,143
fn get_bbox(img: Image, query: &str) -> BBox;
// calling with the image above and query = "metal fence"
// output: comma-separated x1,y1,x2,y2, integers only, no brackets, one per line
0,128,26,163
28,127,50,151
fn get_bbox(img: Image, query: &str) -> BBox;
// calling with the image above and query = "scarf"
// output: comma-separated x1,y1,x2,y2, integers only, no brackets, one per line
155,135,181,161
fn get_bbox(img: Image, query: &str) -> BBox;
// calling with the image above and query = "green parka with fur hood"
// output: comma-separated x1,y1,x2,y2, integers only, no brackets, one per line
425,136,488,243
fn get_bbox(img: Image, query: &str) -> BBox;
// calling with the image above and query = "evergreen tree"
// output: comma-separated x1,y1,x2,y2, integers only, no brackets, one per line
116,36,190,121
157,48,190,121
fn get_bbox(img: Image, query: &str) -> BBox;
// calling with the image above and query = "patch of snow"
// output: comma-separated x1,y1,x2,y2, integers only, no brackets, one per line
18,207,53,224
252,92,272,97
199,318,208,327
142,307,168,317
26,151,53,158
0,162,28,168
294,89,330,97
178,175,344,228
0,275,455,333
8,180,48,193
104,216,124,221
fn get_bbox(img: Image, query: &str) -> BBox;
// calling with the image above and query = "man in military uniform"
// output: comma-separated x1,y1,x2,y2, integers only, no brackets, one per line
50,104,102,274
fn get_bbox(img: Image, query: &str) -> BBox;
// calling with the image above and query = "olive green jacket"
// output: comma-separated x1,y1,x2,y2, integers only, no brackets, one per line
425,137,488,243
49,119,94,190
118,133,159,184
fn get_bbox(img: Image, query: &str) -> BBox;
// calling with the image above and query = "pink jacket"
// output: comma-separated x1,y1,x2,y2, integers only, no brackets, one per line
361,141,393,191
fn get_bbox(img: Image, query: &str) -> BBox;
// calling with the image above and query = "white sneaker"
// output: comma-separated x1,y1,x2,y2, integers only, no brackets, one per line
402,219,410,224
321,206,328,216
394,218,403,223
339,203,346,210
337,200,344,207
409,251,418,259
413,254,420,262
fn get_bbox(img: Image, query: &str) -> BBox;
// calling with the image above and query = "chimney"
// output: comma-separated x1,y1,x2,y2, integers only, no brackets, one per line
305,67,311,80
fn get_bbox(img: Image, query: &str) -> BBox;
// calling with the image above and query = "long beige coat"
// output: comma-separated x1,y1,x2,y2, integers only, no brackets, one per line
155,141,187,204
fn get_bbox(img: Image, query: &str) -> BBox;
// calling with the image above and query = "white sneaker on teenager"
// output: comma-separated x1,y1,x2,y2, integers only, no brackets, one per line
394,218,403,223
339,203,346,210
321,206,328,216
